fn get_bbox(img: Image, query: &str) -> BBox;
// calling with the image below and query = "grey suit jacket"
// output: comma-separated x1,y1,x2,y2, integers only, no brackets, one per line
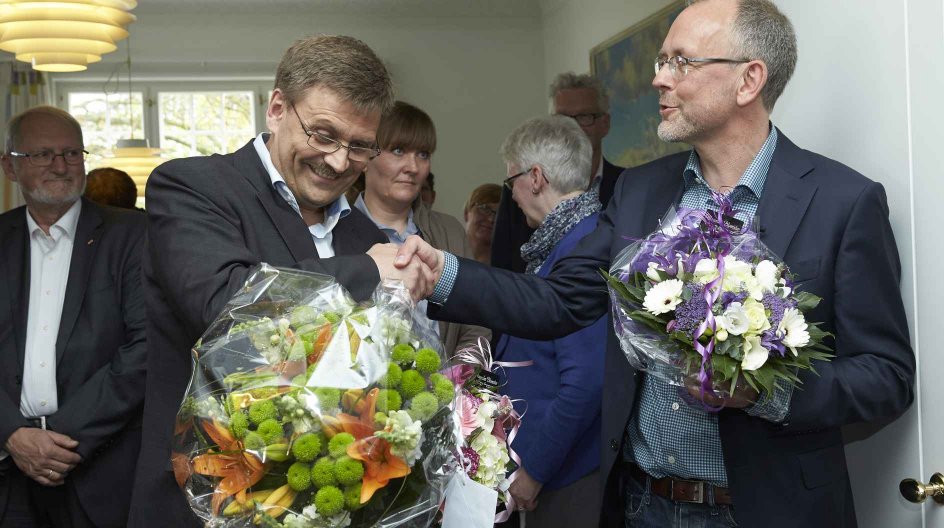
128,139,387,527
0,199,147,527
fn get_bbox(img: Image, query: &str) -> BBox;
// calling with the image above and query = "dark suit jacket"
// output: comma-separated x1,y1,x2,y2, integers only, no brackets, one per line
490,157,625,274
0,199,147,527
128,140,386,527
432,132,914,528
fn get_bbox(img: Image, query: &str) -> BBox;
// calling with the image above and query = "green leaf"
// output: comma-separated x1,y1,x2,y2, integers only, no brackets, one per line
794,291,822,312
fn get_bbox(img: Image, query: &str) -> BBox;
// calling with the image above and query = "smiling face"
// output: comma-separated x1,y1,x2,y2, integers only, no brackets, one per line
265,85,380,223
2,113,86,208
653,0,741,145
365,146,430,209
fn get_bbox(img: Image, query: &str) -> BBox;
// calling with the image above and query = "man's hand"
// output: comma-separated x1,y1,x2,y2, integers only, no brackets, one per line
5,427,82,486
508,467,543,512
395,235,444,285
368,242,437,302
684,375,759,409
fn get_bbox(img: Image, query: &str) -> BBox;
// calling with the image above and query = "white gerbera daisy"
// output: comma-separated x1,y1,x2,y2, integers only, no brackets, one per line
643,279,685,315
778,308,810,356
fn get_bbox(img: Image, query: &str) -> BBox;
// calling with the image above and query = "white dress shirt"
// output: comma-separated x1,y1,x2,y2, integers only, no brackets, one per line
20,199,81,419
253,133,350,258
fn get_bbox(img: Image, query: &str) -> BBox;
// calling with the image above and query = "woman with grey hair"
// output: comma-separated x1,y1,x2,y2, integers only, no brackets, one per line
497,115,607,526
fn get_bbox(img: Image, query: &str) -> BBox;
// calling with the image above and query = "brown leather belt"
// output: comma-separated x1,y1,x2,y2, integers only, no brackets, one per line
627,463,733,505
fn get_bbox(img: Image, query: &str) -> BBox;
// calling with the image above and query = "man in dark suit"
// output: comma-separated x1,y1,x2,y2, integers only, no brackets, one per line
128,35,434,527
0,106,146,527
491,72,625,273
398,1,915,526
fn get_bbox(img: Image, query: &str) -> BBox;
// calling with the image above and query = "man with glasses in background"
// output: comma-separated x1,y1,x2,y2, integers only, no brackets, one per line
396,0,914,526
491,72,624,273
129,35,435,527
0,106,146,527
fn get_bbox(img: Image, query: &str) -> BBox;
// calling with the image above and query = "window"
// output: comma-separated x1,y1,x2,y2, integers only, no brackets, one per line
159,91,256,158
68,91,145,162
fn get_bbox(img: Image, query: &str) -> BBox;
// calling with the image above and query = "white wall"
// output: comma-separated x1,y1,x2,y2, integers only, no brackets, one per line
48,8,548,220
540,0,942,526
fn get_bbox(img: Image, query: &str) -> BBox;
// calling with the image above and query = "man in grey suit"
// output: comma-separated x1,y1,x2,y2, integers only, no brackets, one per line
0,106,147,527
128,35,435,526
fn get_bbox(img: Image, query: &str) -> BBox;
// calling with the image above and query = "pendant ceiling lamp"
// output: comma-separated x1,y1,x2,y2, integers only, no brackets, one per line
0,0,137,72
95,37,165,206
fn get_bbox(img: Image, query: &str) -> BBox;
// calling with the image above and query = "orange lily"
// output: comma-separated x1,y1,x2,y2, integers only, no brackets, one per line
190,419,268,516
307,323,334,364
347,436,411,504
334,388,411,503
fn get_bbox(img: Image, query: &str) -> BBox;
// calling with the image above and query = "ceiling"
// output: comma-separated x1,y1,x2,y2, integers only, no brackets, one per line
133,0,543,18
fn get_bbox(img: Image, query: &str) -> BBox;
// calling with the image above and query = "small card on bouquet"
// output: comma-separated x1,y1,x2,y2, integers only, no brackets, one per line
442,472,500,528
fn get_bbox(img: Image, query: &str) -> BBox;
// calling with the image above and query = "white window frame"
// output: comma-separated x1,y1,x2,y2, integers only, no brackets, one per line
53,77,274,152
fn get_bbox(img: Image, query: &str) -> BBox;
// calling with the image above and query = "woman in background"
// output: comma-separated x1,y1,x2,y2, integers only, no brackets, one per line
496,115,606,527
359,101,490,354
463,183,501,264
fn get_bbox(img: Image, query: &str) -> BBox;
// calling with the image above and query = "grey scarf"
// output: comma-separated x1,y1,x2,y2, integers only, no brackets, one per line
521,187,601,275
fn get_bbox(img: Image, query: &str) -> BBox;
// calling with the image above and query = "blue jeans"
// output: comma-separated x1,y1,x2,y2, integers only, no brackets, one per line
624,471,738,528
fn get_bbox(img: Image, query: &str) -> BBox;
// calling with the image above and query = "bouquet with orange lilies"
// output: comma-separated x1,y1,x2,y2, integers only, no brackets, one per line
172,265,456,528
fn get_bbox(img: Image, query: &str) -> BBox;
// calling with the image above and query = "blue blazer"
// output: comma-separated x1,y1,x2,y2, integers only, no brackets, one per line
431,131,915,528
495,214,606,491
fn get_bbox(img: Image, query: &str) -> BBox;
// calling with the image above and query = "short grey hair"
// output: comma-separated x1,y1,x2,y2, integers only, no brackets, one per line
275,34,394,116
500,115,592,196
6,105,84,153
548,72,609,112
688,0,797,111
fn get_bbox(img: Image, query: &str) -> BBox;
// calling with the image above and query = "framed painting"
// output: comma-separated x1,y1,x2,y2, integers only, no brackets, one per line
591,1,687,168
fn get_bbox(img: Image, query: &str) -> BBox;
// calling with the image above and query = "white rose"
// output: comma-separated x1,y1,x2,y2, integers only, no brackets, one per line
743,299,771,334
642,279,685,315
693,258,720,284
741,335,769,371
721,302,750,336
722,255,753,292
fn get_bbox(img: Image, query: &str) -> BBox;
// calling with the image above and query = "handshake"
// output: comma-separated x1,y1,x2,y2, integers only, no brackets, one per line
367,235,446,302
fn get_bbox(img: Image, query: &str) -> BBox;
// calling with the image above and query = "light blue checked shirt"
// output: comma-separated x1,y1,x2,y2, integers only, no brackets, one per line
625,124,792,488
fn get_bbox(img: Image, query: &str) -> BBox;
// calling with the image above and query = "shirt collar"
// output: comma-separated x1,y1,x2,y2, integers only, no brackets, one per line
253,132,351,227
353,193,418,241
25,199,82,242
682,123,778,200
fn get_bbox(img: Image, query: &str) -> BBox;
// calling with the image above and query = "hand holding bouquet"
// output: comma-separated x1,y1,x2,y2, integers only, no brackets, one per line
604,197,833,404
171,265,456,528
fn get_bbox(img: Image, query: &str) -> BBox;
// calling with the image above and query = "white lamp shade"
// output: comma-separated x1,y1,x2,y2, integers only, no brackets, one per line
97,139,165,199
0,0,137,72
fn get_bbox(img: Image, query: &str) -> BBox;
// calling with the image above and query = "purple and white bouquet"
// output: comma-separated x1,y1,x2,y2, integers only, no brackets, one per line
604,197,833,401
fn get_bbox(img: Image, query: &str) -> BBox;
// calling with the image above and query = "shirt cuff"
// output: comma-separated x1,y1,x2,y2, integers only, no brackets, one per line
428,252,458,305
744,380,794,423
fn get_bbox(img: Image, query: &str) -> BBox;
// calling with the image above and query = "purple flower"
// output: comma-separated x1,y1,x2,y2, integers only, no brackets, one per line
761,328,787,357
461,446,480,477
673,284,710,336
719,291,748,308
761,292,796,328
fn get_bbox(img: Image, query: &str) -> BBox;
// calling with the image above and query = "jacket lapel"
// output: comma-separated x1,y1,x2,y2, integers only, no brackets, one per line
0,209,29,374
639,155,686,237
55,199,103,364
756,131,817,258
332,208,386,256
233,139,319,262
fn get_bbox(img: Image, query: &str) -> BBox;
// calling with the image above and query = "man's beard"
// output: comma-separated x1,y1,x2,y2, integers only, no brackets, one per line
22,177,85,206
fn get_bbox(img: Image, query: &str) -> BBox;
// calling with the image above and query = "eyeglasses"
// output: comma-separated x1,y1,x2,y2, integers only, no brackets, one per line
291,106,380,163
503,168,530,190
9,148,88,167
655,55,750,78
558,113,604,127
472,203,498,217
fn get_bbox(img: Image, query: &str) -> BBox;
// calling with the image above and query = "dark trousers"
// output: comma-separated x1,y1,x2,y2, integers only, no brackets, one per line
0,459,94,528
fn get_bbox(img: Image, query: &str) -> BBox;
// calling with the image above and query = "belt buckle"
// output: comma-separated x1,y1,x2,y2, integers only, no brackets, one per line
671,479,704,504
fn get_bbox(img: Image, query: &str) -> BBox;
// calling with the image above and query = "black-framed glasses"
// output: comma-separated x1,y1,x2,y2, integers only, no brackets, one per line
291,106,380,163
558,112,604,127
503,168,530,190
655,55,750,77
9,148,88,167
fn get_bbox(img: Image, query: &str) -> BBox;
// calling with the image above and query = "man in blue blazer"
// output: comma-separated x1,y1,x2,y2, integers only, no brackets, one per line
399,1,915,526
0,107,146,527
